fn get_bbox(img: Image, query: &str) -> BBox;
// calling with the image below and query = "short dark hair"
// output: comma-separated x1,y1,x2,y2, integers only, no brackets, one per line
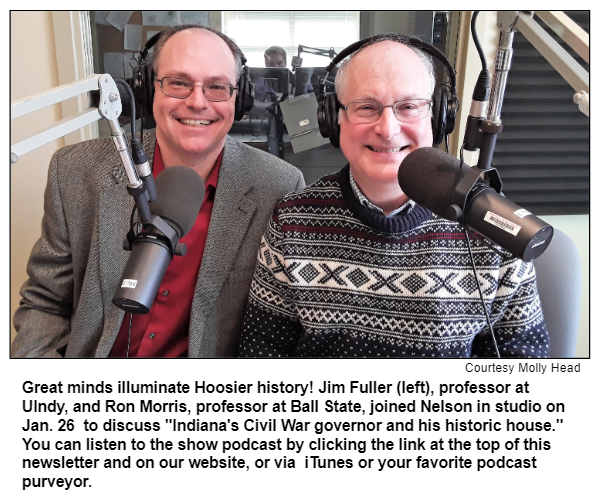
152,24,244,80
264,46,287,63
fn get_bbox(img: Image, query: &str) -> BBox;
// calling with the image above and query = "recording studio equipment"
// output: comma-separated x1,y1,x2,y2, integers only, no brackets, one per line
398,147,553,262
112,166,205,313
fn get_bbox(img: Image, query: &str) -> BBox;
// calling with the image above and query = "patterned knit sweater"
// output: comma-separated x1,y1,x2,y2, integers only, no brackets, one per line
238,166,549,358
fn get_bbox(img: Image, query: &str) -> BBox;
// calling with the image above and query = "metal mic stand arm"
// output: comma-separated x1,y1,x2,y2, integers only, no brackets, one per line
472,11,589,171
11,73,152,222
296,45,337,60
291,45,338,71
474,12,518,170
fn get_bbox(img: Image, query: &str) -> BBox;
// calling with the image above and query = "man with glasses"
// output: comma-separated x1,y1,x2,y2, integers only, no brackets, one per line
13,25,304,358
238,38,548,358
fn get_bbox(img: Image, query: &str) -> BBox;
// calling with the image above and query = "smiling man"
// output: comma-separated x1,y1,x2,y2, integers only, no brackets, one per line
238,36,548,358
13,25,304,358
336,40,434,214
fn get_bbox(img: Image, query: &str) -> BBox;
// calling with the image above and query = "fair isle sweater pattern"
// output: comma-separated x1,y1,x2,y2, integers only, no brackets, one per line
239,166,549,358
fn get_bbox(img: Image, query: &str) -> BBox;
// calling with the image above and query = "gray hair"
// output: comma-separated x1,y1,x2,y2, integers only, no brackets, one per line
152,24,243,81
334,34,436,100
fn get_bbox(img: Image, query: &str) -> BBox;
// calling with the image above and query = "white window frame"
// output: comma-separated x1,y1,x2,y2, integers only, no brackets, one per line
52,11,98,143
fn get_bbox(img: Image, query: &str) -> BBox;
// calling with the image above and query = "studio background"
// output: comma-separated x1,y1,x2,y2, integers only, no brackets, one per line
10,11,589,356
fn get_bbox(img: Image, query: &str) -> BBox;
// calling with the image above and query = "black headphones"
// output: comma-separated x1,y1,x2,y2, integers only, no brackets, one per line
131,28,255,122
317,34,458,148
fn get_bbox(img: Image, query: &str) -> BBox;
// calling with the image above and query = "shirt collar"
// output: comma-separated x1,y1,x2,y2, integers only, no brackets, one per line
153,142,222,192
349,170,414,218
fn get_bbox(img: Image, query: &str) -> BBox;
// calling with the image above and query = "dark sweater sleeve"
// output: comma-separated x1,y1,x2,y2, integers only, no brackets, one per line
238,212,304,357
472,258,549,358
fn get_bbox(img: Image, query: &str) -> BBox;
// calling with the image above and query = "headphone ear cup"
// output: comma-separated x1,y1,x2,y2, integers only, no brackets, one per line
142,64,155,116
133,63,155,117
431,84,447,146
317,93,330,139
318,93,340,148
132,69,145,115
445,97,458,137
234,67,254,121
327,93,341,148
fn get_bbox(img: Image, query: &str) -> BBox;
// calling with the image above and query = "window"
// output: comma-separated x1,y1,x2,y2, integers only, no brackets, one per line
222,11,360,68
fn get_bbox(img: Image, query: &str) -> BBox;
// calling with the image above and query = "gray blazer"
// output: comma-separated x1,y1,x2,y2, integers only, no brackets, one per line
12,131,304,358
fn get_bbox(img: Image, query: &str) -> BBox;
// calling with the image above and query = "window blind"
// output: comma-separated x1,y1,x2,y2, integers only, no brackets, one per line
223,11,360,68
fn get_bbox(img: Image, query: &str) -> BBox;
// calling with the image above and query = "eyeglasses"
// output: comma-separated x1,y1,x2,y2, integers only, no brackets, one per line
155,77,237,102
340,99,432,124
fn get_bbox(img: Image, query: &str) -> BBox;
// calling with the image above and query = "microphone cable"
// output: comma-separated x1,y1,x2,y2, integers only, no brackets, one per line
114,79,146,358
462,11,491,155
458,144,501,358
465,14,500,357
113,79,156,228
471,11,488,72
115,79,137,138
463,228,501,358
126,313,133,358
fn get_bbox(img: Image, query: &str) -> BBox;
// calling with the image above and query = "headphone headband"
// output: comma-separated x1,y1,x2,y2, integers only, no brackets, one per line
317,33,458,148
325,34,456,96
130,26,254,122
139,31,161,62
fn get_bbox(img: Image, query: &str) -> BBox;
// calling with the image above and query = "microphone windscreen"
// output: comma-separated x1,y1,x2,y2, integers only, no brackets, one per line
151,166,205,238
398,147,470,220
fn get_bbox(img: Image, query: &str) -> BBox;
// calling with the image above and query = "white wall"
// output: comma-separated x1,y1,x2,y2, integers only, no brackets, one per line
11,11,64,343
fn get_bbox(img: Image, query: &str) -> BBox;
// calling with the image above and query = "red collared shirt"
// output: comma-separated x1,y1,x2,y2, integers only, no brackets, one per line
109,143,221,357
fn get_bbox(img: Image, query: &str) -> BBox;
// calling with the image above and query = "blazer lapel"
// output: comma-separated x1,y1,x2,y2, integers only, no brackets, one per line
189,138,257,357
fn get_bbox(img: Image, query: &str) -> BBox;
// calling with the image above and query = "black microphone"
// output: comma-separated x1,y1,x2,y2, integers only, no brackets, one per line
398,147,553,262
112,166,205,313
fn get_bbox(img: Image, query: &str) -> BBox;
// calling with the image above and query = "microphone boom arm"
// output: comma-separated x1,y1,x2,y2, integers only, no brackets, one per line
11,73,152,222
488,11,589,126
468,11,589,170
291,45,338,71
296,45,337,60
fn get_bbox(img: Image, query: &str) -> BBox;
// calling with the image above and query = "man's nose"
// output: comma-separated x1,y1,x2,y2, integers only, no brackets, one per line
187,84,208,108
374,106,401,139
